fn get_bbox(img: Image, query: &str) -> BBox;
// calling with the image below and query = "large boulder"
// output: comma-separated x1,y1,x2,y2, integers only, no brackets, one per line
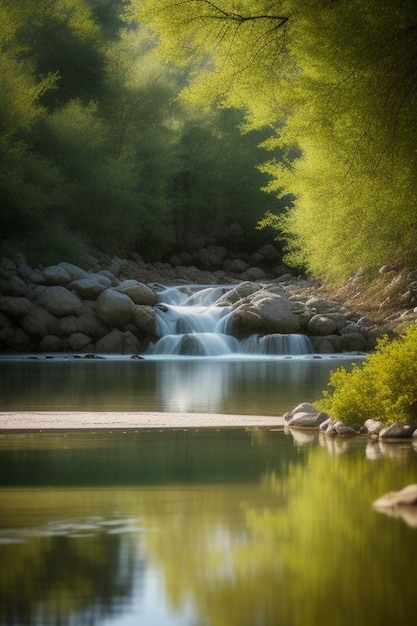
307,314,338,335
230,291,300,336
36,286,84,317
67,332,91,351
60,312,108,338
216,282,264,306
68,278,107,299
42,265,72,285
96,329,124,353
39,335,63,352
58,262,89,281
21,304,61,337
132,305,156,336
95,289,134,327
0,296,32,319
115,280,158,305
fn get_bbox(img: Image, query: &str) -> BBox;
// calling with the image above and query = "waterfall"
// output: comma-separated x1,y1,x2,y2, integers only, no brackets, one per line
146,285,313,357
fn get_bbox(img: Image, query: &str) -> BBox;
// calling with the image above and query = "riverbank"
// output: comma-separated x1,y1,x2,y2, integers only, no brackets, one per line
0,411,283,431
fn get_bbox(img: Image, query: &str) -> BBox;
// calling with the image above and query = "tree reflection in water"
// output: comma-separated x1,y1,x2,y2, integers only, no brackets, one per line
0,430,417,626
0,515,140,626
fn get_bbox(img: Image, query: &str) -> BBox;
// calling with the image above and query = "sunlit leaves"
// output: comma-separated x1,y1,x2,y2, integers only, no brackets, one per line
134,0,417,282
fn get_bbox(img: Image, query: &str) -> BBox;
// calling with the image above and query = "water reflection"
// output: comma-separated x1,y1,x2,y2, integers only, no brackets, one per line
0,355,363,414
1,429,417,626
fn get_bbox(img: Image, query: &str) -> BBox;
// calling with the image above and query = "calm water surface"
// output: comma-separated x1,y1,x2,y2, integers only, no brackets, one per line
0,428,417,626
1,355,416,625
0,355,364,414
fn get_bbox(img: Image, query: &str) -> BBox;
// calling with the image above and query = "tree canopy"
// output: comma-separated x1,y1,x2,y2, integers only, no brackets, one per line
134,0,417,282
0,0,275,263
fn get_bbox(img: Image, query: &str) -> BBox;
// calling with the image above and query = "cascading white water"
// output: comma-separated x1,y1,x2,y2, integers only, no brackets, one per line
146,285,313,357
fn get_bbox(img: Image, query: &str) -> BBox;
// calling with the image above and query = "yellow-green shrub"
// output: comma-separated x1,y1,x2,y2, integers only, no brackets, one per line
318,324,417,428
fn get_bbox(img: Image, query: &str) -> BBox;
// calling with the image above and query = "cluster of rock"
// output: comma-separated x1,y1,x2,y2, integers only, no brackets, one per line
168,234,290,282
215,281,379,352
0,258,161,354
284,402,417,441
0,253,382,354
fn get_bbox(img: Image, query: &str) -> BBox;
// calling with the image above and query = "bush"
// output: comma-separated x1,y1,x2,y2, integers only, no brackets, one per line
318,325,417,428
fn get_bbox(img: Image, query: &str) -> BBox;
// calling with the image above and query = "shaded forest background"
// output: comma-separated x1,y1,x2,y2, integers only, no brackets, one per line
0,0,278,265
2,0,417,285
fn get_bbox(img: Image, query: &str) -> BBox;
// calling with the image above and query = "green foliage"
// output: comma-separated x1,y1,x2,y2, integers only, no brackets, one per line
134,0,417,282
318,325,417,428
1,0,273,263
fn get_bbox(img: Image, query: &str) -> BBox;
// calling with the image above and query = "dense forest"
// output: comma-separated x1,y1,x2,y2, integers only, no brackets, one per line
0,0,277,264
2,0,417,284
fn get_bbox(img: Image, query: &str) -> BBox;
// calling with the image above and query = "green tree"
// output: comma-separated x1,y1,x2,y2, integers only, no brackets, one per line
134,0,417,283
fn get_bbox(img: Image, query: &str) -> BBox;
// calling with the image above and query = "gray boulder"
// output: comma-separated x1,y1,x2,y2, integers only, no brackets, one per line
21,304,61,337
60,312,107,338
42,265,72,285
36,286,84,317
96,329,124,353
307,314,338,335
334,421,358,436
58,262,89,281
0,296,32,319
68,278,107,299
288,411,329,428
341,332,367,351
67,332,91,351
231,292,300,335
216,282,263,305
115,280,158,305
95,289,134,327
132,305,156,336
39,335,63,352
380,422,415,440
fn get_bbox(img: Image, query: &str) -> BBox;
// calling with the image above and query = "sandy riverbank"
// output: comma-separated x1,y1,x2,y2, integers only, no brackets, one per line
0,412,283,431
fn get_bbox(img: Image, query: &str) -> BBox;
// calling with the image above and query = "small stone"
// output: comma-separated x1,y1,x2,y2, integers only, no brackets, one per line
334,421,358,436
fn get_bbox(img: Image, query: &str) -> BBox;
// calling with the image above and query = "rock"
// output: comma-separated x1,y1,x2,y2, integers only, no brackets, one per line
60,312,107,339
42,265,72,285
58,262,89,281
373,484,417,508
95,289,134,327
307,314,338,335
310,336,342,353
256,243,280,262
115,280,158,305
96,329,125,353
67,332,91,351
39,335,63,352
334,421,358,436
8,275,28,296
122,331,142,354
364,419,384,435
0,296,32,319
288,411,329,428
379,422,415,440
341,332,367,351
291,402,319,414
132,305,156,336
216,282,263,305
231,292,300,336
36,286,84,317
240,267,267,281
21,305,61,337
68,278,107,299
229,258,250,274
305,296,341,313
